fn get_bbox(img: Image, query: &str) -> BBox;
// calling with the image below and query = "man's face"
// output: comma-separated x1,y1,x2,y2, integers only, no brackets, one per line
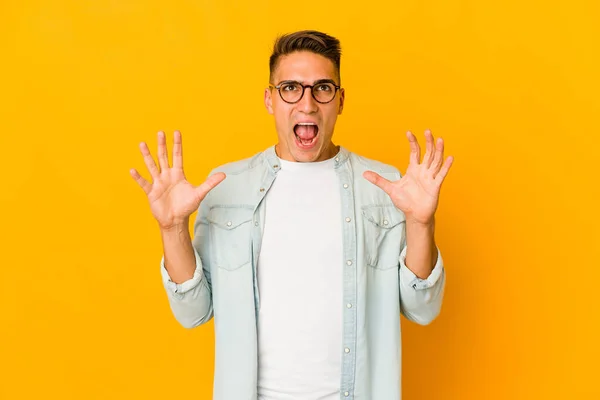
264,51,345,162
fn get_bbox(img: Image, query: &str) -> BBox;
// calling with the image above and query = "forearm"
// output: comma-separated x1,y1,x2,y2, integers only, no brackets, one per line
160,246,213,328
404,217,438,279
161,218,196,284
399,218,445,325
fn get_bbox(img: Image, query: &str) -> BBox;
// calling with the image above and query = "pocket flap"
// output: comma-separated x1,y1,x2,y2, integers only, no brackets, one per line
207,207,253,230
361,205,406,229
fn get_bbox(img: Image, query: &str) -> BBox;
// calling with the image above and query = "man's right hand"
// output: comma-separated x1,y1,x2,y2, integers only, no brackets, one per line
130,130,225,231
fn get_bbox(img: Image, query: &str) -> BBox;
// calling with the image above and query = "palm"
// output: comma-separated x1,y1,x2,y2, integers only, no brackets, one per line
130,130,225,230
364,130,453,225
147,171,202,228
387,163,440,223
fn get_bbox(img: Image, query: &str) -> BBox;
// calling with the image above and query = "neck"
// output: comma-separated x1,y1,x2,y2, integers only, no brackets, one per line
275,141,339,162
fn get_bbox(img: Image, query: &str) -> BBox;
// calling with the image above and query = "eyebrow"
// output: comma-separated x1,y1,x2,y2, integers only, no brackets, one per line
276,78,338,86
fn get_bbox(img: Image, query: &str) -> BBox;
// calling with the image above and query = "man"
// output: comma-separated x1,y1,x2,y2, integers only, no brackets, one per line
130,30,453,400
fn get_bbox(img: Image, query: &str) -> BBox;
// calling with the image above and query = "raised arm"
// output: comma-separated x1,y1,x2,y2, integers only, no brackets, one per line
363,129,453,324
130,130,225,327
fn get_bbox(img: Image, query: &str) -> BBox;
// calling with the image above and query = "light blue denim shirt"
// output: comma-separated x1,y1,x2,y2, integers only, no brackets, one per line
160,145,445,400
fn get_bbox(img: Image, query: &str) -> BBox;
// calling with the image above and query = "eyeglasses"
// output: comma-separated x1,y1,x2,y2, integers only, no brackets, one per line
269,80,341,104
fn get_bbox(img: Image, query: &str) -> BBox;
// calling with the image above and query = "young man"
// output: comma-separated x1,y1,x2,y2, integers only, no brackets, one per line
131,30,453,400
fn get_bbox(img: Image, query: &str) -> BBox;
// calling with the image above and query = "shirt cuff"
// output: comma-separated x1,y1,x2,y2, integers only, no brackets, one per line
160,247,204,295
399,245,444,290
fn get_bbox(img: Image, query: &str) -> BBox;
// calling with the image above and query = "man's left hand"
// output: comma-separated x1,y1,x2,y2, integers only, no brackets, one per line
363,129,453,226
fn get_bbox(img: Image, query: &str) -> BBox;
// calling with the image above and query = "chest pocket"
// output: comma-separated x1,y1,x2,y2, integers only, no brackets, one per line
207,206,254,271
361,205,406,270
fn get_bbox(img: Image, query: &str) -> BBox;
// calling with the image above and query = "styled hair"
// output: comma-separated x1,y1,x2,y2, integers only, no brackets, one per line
269,30,342,84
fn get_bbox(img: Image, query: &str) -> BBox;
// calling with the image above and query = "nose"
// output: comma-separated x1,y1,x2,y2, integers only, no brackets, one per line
296,86,318,113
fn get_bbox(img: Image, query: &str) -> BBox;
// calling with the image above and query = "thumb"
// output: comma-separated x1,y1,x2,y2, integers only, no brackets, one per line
363,171,393,195
195,172,226,202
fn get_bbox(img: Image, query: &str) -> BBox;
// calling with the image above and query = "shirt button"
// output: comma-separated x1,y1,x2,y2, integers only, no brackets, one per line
383,220,389,226
226,221,232,227
260,188,265,192
335,157,340,162
343,183,349,189
344,391,349,397
345,217,351,223
346,303,352,308
273,164,279,168
254,221,258,226
346,260,352,266
344,347,350,353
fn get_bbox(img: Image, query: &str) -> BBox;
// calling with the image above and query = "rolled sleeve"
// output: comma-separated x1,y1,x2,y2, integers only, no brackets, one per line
160,247,204,299
398,245,446,325
399,245,444,290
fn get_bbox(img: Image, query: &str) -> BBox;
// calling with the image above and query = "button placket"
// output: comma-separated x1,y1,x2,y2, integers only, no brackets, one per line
337,163,356,397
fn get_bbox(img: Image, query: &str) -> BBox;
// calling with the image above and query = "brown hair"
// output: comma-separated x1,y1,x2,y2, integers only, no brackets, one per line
269,30,342,84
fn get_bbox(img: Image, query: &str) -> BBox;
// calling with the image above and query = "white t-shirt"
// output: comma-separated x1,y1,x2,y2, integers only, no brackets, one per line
257,155,343,400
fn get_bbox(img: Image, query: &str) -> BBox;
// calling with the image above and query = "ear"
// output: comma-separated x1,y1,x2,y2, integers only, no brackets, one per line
338,87,345,115
264,87,274,115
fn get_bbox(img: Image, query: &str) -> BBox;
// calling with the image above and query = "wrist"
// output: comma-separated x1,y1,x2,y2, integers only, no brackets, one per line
159,218,190,235
405,215,435,230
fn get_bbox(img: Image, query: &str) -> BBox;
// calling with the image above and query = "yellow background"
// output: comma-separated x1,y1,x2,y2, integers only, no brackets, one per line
1,0,599,399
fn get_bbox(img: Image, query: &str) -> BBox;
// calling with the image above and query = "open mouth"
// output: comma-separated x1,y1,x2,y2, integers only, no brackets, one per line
294,123,319,149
